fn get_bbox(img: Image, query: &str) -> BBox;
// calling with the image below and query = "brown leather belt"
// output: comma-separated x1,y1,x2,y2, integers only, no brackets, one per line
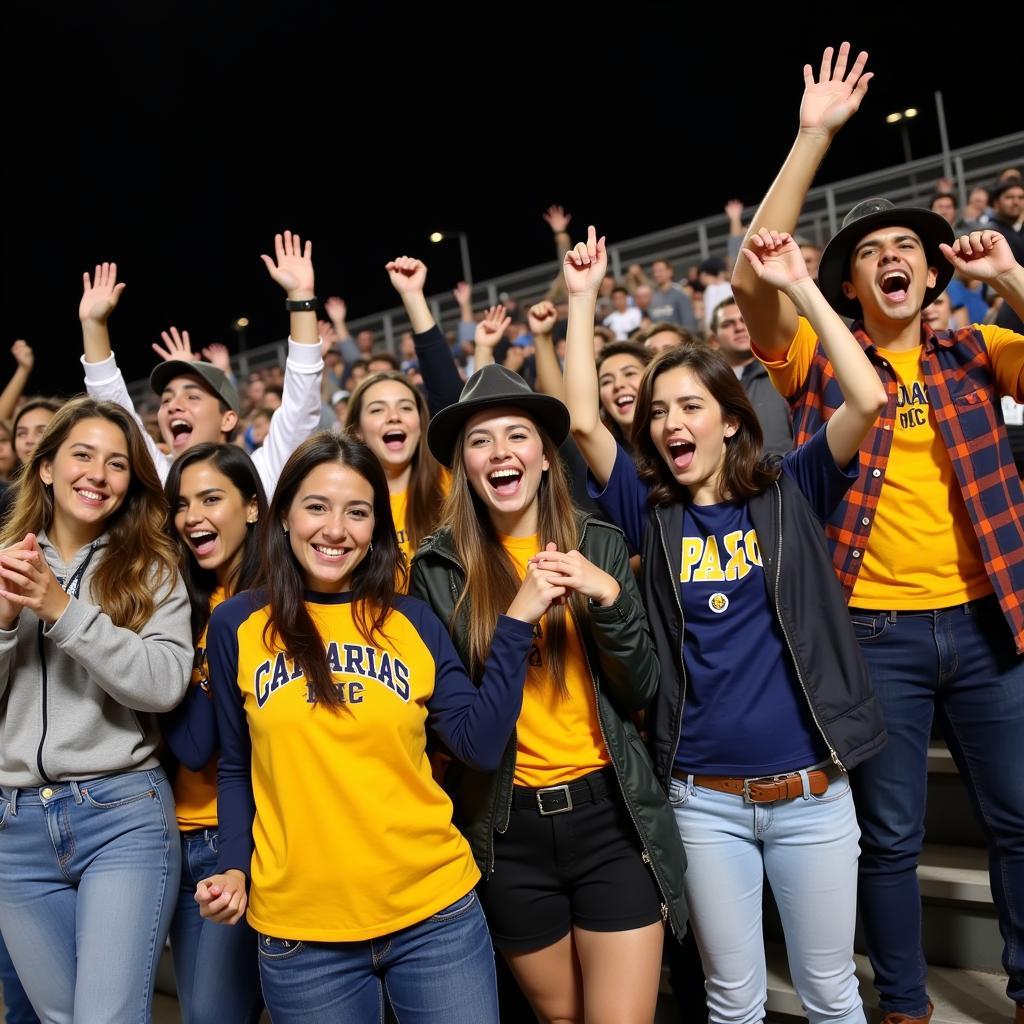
671,767,835,804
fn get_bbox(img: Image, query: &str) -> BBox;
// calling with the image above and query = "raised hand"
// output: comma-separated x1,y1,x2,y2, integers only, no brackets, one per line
475,305,511,349
543,205,572,234
0,534,70,625
529,544,620,607
506,546,568,624
11,340,34,372
201,342,232,374
79,262,126,324
385,256,428,295
740,230,809,291
152,326,199,363
453,280,472,310
725,199,745,227
528,301,558,337
260,231,315,299
562,225,608,297
324,296,347,328
195,870,248,925
799,42,872,138
940,231,1019,283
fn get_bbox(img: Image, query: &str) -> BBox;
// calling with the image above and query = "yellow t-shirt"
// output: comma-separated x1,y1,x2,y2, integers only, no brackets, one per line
501,534,610,788
214,593,480,942
174,587,225,830
756,319,1024,609
391,469,451,582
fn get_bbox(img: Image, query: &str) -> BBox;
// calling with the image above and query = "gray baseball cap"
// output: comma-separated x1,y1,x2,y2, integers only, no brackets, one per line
150,360,240,414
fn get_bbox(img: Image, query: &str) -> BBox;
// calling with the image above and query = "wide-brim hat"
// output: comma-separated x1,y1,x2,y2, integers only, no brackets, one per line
150,360,241,414
427,364,570,468
818,198,955,319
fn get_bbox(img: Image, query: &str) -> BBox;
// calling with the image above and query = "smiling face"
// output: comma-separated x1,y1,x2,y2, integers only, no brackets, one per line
649,366,736,505
284,461,375,593
710,303,751,365
842,226,938,324
461,408,550,537
15,407,55,464
157,374,238,454
598,353,645,428
39,417,131,544
173,460,257,585
354,379,422,478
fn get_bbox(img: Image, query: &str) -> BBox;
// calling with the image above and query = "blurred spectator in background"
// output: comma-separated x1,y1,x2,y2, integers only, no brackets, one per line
959,185,991,230
794,235,823,280
700,257,732,331
603,285,644,340
649,258,697,327
986,178,1024,263
929,192,958,228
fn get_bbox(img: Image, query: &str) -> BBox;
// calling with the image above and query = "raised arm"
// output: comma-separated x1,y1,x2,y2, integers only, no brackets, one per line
543,205,573,303
472,304,511,371
386,256,462,414
731,43,873,358
528,301,565,401
0,342,35,424
563,226,619,487
742,230,886,466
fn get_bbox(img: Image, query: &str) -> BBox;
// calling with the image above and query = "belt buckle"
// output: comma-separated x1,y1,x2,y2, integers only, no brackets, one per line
536,784,573,816
741,772,792,805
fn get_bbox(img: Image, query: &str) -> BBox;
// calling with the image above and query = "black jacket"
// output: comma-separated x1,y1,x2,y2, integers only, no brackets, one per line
410,513,688,938
637,474,887,786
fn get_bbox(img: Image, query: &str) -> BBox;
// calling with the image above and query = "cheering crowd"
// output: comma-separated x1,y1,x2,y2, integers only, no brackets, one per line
1,43,1024,1024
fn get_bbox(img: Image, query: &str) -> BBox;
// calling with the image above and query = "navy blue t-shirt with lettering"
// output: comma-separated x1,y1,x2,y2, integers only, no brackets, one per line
674,498,824,775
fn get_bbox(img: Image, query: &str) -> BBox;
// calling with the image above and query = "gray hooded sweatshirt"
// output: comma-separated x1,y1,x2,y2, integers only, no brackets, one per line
0,532,192,788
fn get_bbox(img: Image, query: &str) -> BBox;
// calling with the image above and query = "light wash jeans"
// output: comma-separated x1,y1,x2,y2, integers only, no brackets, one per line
257,889,499,1023
169,828,261,1024
0,769,180,1024
670,767,864,1024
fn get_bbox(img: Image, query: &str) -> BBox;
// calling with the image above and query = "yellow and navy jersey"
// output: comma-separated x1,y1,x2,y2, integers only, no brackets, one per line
207,589,533,942
169,588,226,830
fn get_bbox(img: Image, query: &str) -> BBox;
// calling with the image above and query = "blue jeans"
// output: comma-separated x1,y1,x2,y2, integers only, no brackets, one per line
0,769,180,1024
169,828,261,1024
670,769,863,1024
257,890,499,1023
0,931,38,1024
850,596,1024,1015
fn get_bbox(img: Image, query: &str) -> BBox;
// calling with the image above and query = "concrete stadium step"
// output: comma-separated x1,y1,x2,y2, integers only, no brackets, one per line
925,740,987,847
658,944,1010,1024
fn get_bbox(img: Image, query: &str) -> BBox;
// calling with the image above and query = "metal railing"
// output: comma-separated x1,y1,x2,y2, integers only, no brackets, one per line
127,130,1024,406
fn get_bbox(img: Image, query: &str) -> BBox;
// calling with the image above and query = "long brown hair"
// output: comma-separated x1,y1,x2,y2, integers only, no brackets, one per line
0,397,179,632
260,432,403,710
441,417,586,695
344,371,444,554
631,346,780,506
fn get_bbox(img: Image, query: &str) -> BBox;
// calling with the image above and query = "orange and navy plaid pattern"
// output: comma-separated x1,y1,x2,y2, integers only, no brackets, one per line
786,322,1024,654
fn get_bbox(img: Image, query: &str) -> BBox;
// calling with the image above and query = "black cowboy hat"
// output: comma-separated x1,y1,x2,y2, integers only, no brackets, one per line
817,198,955,319
427,364,570,468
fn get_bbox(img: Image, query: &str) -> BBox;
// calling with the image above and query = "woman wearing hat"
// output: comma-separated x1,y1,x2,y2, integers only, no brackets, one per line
410,362,687,1023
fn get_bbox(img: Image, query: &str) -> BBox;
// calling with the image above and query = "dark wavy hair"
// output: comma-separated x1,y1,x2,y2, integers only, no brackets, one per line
261,431,403,710
164,443,268,643
630,345,780,505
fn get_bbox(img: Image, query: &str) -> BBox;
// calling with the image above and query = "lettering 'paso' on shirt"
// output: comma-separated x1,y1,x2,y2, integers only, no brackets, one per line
675,500,824,777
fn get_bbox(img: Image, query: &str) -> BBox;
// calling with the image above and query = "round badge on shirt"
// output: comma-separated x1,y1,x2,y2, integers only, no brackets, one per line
708,592,729,614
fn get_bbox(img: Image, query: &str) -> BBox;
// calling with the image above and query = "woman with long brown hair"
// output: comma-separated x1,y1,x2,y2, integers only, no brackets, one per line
410,365,687,1024
343,369,446,576
0,396,193,1022
563,226,888,1023
194,432,544,1023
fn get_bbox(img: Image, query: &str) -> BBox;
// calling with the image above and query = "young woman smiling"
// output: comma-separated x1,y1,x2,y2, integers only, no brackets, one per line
410,365,687,1024
564,226,888,1024
162,443,267,1024
343,371,446,577
195,432,542,1024
0,397,193,1022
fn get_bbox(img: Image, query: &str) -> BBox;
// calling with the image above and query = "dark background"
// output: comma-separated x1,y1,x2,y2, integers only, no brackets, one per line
3,6,1018,395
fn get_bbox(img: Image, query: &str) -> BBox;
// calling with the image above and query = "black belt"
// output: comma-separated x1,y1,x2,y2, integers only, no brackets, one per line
511,767,615,816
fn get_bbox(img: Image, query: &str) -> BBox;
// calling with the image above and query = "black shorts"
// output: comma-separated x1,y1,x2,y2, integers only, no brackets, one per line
478,767,664,951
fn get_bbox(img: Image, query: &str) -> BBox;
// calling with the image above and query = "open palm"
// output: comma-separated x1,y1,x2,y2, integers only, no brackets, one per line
800,43,872,137
261,231,315,297
79,263,126,324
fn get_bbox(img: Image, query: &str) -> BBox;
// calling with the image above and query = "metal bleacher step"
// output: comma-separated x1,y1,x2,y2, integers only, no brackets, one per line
658,944,1010,1024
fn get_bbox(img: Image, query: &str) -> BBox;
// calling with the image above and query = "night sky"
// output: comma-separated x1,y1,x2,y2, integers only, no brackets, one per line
3,7,1018,396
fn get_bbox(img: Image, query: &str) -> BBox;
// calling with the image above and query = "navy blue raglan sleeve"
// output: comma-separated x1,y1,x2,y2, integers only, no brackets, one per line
780,423,859,524
586,442,651,554
414,325,464,417
160,674,218,772
207,600,257,877
401,597,533,772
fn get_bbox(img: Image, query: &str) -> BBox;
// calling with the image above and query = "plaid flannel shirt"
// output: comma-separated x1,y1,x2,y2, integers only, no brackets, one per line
787,321,1024,654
